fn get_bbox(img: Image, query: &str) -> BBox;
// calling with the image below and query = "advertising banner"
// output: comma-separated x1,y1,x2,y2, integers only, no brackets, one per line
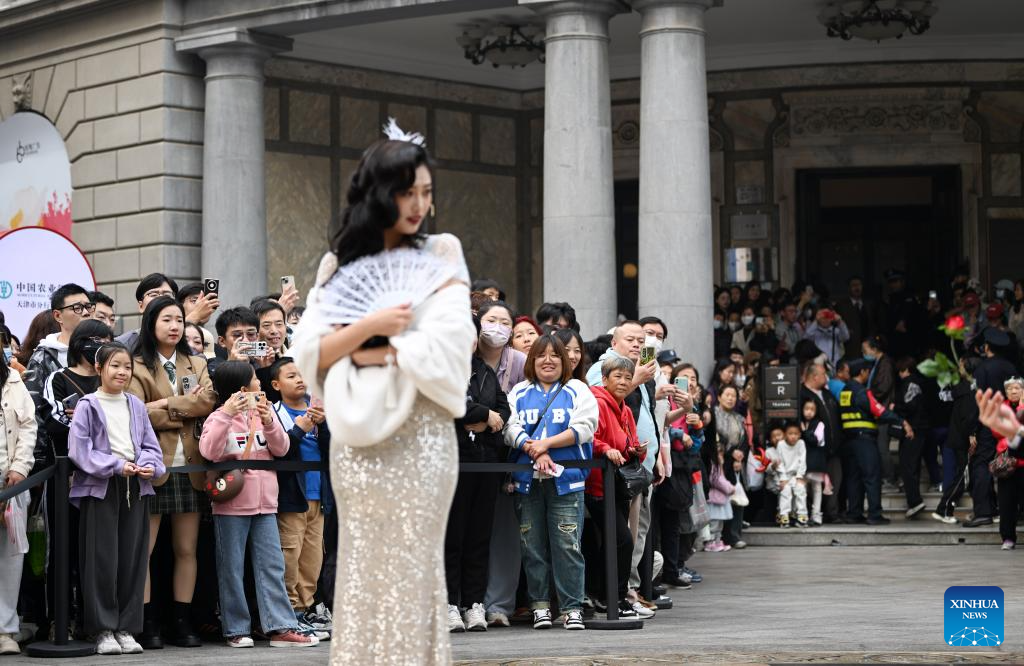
0,227,95,339
0,111,73,238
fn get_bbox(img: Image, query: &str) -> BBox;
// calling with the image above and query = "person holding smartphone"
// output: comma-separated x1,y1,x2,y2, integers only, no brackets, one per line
42,320,112,458
68,342,166,655
198,361,315,649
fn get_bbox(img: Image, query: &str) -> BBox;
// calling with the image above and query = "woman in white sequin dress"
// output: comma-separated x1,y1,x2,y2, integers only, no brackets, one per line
290,127,475,665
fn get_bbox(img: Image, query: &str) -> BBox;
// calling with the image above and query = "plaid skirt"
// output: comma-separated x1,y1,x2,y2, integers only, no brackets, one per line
150,472,209,515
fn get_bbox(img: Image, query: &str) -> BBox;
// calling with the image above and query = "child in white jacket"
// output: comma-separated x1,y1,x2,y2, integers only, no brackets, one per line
768,422,808,527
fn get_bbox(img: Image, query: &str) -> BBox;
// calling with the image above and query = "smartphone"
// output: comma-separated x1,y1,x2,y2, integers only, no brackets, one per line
281,275,296,290
674,376,689,393
203,278,220,297
246,392,259,410
640,345,656,366
929,290,938,300
181,373,198,394
242,341,269,358
62,393,81,412
755,316,765,325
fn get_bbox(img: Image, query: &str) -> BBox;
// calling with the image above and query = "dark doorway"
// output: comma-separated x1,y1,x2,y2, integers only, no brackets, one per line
614,179,639,320
797,167,961,302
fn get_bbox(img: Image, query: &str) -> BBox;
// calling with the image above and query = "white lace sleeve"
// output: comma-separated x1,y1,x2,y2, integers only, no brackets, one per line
425,233,470,286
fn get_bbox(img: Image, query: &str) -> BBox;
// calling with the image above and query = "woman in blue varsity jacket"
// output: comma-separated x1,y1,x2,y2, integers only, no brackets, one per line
504,334,598,631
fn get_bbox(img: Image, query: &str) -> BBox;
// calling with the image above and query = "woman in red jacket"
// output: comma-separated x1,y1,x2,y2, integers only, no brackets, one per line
584,355,645,620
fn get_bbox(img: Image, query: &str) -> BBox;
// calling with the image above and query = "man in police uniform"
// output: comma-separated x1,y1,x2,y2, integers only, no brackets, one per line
839,358,914,525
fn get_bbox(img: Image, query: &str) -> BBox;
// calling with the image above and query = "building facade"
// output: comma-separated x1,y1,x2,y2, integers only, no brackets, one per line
2,0,1023,372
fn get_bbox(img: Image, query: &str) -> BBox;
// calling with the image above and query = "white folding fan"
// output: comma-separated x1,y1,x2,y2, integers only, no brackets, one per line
318,246,456,325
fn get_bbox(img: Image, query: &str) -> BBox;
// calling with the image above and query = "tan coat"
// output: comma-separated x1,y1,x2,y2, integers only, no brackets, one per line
2,369,37,479
127,353,215,490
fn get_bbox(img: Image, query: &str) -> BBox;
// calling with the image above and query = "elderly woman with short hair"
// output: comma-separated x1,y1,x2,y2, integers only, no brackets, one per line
584,355,645,620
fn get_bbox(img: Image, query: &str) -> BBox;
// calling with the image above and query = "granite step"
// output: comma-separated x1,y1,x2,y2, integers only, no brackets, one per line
742,523,1010,547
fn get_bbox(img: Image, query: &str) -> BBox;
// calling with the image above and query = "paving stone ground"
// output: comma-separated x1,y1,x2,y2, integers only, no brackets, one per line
6,545,1021,664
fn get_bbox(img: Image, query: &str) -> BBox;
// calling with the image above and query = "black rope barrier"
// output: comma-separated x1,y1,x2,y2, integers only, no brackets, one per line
18,452,641,656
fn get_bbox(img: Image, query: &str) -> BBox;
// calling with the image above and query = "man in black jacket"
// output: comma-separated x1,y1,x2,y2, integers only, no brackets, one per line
965,328,1019,526
800,362,843,522
933,364,980,524
894,357,930,517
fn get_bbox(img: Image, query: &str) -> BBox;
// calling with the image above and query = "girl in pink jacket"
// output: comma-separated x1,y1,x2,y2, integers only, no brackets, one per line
198,361,316,649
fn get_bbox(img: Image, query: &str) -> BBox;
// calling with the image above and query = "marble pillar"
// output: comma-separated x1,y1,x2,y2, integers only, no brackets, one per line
531,0,626,338
635,0,718,374
176,29,291,311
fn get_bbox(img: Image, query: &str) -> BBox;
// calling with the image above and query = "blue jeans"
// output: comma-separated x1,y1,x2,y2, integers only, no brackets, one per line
514,480,585,613
214,514,298,637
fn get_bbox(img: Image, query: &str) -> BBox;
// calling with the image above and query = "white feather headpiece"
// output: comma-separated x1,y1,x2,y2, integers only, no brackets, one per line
382,117,426,147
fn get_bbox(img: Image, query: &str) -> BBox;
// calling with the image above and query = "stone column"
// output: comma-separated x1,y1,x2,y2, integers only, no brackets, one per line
529,0,626,338
176,29,291,311
635,0,719,374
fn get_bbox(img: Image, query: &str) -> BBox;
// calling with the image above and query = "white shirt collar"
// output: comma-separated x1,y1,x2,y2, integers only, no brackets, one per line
158,351,177,367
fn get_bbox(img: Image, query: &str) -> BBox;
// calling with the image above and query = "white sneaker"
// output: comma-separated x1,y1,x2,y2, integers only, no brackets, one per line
931,511,958,525
631,600,655,619
96,631,122,655
563,609,585,630
464,603,487,632
227,635,254,648
0,634,19,655
114,631,143,654
447,604,466,633
486,611,510,627
532,608,553,629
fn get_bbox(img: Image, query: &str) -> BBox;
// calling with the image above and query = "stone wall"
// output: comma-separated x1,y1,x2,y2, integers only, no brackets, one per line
0,0,205,331
601,61,1024,288
263,57,537,311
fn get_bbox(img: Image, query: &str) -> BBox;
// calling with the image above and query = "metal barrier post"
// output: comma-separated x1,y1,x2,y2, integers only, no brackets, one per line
584,458,642,630
26,457,94,657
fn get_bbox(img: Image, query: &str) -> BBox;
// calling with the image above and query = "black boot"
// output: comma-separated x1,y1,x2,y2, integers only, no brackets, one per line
139,603,163,650
170,601,202,647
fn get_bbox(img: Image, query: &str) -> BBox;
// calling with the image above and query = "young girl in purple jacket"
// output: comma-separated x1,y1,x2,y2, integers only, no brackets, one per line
68,342,166,655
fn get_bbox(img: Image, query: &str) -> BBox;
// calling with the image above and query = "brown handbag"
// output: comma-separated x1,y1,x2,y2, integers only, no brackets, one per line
205,414,255,503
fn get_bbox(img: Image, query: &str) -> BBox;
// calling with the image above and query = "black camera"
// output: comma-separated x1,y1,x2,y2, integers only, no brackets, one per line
203,278,219,296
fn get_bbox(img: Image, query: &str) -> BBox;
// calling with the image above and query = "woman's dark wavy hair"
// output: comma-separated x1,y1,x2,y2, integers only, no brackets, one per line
331,139,434,267
135,296,191,372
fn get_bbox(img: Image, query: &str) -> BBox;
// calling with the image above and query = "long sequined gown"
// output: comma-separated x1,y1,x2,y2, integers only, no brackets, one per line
329,396,458,665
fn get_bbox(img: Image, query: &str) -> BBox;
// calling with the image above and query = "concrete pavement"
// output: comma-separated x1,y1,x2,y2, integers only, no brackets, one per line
5,545,1021,664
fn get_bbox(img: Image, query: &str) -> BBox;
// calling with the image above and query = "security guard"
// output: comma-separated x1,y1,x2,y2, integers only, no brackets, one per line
839,358,913,525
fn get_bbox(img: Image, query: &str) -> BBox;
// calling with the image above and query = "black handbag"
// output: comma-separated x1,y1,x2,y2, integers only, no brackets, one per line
615,456,653,500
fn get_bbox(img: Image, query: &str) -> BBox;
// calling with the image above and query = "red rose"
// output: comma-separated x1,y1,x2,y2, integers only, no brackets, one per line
945,315,965,331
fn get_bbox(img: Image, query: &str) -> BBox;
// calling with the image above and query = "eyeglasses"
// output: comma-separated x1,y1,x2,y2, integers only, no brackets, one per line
57,302,96,315
144,290,175,300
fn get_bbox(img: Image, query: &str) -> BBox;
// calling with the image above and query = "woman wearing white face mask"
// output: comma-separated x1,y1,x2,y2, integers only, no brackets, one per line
477,300,527,630
476,301,526,393
730,306,757,355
